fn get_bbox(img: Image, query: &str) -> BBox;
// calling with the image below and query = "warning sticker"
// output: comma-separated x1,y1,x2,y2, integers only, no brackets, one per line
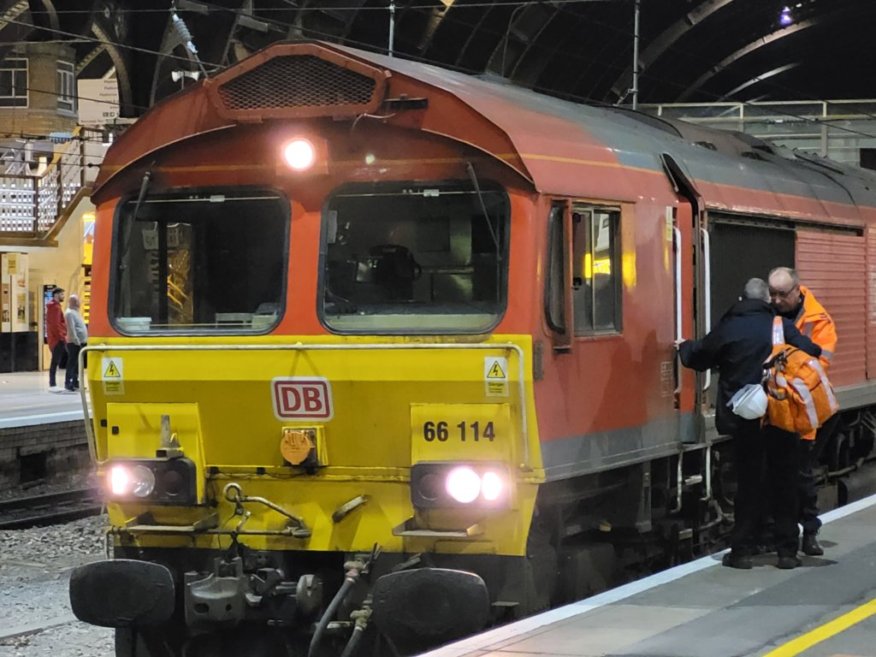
102,356,124,395
484,357,509,397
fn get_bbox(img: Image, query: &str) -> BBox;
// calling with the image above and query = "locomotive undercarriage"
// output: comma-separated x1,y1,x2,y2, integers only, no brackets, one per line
104,541,564,657
89,408,876,657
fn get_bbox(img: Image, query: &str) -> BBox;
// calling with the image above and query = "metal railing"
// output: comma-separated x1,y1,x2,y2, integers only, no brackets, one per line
0,127,104,236
641,99,876,166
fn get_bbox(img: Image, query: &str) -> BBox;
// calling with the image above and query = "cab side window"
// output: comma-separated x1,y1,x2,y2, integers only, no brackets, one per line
572,208,621,334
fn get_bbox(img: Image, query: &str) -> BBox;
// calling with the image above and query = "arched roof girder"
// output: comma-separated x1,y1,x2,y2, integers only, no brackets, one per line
485,3,558,78
91,20,133,116
36,0,59,32
677,19,817,101
416,4,454,55
609,0,735,102
715,62,799,101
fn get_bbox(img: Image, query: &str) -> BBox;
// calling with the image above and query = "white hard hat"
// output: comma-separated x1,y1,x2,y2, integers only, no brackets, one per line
728,383,768,420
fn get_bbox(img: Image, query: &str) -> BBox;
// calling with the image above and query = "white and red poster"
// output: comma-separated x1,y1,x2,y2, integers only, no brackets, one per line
1,252,29,332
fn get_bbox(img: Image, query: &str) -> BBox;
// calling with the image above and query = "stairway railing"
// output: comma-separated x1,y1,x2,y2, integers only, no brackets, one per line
0,127,103,238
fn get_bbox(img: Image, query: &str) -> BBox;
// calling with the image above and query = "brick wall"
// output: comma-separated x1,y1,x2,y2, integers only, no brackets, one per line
0,420,91,491
0,42,77,137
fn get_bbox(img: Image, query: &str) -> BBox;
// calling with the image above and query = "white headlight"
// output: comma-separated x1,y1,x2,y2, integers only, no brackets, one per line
108,464,155,498
481,470,504,502
109,465,130,496
445,466,481,504
131,465,156,498
282,139,316,171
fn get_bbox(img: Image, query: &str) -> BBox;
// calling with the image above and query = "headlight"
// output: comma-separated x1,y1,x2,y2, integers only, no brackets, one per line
109,464,156,498
411,462,511,508
104,458,197,504
282,138,315,171
445,467,481,503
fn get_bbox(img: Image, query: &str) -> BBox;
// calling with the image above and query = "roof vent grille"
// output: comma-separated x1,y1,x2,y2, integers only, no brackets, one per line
218,55,376,111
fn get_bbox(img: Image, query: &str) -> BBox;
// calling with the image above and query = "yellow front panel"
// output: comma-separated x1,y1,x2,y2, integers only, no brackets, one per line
91,335,543,556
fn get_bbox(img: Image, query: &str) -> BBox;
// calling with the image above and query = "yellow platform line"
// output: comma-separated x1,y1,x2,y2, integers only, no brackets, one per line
763,598,876,657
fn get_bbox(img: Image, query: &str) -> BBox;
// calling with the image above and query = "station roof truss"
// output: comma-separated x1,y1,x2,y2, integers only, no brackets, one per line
3,0,875,118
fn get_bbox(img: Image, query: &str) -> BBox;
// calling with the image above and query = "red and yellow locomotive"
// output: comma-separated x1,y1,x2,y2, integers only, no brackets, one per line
70,41,876,656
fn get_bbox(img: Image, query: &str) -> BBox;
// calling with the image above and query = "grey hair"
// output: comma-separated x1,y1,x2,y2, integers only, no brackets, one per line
68,294,80,309
743,277,770,302
768,266,799,286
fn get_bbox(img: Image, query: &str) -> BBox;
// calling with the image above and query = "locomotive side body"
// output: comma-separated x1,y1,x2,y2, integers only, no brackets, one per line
69,42,876,656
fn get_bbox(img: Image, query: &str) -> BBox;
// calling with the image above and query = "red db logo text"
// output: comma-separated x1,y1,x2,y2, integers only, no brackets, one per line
272,378,333,420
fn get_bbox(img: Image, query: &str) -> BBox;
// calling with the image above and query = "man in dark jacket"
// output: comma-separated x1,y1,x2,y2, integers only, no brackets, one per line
678,278,821,570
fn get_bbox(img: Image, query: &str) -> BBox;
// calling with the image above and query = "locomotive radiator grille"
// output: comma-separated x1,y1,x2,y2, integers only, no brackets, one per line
214,54,384,119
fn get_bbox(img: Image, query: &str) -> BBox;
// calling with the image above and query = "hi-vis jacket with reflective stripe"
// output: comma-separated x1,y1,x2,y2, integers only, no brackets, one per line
794,286,838,440
795,285,837,372
765,316,839,438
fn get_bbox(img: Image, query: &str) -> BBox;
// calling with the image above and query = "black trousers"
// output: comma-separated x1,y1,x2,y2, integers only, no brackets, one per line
65,343,82,390
48,342,66,387
733,425,800,557
798,413,841,535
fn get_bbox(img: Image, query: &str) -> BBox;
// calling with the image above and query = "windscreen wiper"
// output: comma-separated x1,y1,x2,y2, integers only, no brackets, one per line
117,167,154,315
465,161,500,253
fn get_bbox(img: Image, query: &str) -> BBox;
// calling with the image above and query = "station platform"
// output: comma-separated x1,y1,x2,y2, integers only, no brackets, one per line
0,371,84,429
422,494,876,657
0,371,89,491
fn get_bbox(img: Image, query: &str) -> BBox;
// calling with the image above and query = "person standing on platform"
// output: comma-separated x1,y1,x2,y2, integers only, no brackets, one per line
46,287,67,390
678,278,821,569
769,266,839,557
64,294,88,392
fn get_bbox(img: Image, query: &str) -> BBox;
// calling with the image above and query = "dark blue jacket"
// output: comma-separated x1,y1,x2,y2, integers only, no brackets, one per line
679,298,822,435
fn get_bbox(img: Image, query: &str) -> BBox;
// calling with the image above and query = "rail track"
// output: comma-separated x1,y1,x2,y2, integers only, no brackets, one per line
0,488,103,529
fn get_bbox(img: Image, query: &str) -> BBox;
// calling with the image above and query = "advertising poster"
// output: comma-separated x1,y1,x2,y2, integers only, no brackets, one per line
1,253,29,333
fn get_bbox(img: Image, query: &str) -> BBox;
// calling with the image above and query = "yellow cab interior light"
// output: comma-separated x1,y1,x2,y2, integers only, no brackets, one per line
282,138,316,171
581,254,612,280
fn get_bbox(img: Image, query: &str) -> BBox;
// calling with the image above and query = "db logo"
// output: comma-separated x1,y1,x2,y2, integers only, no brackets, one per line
272,377,333,420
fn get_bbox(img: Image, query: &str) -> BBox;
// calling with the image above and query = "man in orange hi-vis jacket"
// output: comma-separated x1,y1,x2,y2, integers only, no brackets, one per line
769,266,839,558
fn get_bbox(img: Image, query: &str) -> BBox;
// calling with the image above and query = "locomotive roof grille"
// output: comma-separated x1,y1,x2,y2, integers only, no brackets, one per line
217,55,377,111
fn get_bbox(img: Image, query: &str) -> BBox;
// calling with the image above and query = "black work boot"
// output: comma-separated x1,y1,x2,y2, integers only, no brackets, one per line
801,533,824,556
776,554,802,569
722,551,753,570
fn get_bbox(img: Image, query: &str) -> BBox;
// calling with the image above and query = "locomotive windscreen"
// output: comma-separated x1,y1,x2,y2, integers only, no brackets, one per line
320,182,509,333
111,190,288,333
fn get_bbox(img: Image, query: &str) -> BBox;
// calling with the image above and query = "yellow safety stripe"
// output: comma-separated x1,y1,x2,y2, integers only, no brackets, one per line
763,597,876,657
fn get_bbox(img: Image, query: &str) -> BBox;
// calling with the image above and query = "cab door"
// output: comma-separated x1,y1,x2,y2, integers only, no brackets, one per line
662,154,708,444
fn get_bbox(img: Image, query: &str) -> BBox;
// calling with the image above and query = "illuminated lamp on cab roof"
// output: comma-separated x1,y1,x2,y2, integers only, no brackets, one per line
279,136,329,175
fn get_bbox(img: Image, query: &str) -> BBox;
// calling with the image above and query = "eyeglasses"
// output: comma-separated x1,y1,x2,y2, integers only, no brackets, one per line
769,285,798,298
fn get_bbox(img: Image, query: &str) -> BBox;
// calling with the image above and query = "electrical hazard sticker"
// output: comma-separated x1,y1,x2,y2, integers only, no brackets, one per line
101,357,124,395
484,357,508,397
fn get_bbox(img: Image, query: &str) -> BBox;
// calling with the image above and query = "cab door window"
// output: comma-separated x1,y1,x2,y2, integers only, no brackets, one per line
572,208,621,334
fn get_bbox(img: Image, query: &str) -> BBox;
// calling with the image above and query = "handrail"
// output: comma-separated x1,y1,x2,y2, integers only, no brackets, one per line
78,341,531,468
673,226,683,397
672,227,682,343
701,227,712,392
0,126,103,236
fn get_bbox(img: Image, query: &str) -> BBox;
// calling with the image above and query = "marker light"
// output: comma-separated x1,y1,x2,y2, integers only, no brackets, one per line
481,470,504,502
282,138,316,171
445,466,481,504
